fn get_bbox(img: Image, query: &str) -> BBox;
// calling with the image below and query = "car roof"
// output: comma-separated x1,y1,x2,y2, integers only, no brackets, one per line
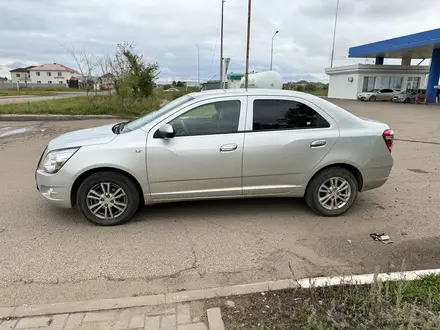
190,88,322,100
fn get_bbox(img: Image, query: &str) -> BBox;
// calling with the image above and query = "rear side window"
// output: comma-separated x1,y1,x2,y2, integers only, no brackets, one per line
252,99,330,131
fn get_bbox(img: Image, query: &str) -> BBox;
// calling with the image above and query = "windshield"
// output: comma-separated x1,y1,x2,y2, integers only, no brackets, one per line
367,89,379,93
120,95,195,133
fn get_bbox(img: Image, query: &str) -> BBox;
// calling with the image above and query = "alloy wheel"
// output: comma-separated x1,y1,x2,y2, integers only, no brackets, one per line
318,177,352,211
86,182,128,220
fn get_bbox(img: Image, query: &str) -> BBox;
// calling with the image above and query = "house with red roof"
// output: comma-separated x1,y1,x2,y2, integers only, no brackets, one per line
26,63,79,86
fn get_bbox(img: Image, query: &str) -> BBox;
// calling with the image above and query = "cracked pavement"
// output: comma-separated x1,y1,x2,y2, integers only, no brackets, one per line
1,100,440,306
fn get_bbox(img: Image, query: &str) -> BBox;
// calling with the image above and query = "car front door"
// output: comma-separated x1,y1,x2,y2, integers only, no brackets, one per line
146,96,247,201
242,96,339,196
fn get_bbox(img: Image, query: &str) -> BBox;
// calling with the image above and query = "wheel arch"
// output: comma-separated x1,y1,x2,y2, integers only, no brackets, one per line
306,163,363,193
70,167,145,207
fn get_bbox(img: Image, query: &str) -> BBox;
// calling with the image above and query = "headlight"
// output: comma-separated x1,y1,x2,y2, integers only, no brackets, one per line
39,147,79,174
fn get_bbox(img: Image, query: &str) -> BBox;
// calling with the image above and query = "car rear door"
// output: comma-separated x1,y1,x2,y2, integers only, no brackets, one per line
146,96,247,200
242,96,339,196
381,89,394,101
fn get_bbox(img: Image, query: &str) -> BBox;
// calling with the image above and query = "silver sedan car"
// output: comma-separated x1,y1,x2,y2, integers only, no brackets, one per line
36,89,394,225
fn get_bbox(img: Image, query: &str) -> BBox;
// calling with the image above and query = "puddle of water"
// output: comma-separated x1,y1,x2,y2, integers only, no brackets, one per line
0,127,28,138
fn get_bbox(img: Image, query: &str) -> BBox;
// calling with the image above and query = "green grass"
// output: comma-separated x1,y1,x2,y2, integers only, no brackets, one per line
308,89,328,97
0,95,162,116
0,87,90,97
217,274,440,329
0,90,57,96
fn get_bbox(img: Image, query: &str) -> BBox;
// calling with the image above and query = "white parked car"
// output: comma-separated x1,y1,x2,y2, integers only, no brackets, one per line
358,88,398,102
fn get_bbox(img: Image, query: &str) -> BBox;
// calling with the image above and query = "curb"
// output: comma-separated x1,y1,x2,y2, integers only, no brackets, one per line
0,114,136,121
2,268,440,319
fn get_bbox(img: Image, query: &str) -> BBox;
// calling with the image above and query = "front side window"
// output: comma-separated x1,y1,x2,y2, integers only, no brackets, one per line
252,99,330,131
170,100,241,137
121,94,194,133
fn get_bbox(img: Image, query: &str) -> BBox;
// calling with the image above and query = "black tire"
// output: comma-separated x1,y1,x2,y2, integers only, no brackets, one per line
305,167,358,217
369,95,376,102
77,171,140,226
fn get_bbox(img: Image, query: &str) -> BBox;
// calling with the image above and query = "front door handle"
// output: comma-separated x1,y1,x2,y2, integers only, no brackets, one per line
310,140,327,148
220,143,238,152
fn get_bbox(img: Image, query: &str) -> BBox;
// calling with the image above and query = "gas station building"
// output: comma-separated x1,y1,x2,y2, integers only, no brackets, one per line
326,28,440,103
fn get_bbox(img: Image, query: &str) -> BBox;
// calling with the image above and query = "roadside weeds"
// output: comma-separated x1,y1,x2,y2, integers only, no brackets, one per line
212,274,440,329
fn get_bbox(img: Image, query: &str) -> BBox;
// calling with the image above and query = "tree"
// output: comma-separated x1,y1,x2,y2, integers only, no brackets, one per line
176,81,184,87
296,85,305,92
305,83,317,92
64,46,99,95
172,80,177,87
107,42,159,98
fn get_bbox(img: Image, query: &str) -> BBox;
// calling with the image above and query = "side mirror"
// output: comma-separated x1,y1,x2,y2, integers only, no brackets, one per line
156,124,175,139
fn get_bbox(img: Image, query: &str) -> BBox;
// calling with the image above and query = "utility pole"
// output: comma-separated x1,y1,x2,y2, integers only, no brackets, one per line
270,30,279,71
244,0,252,89
220,0,225,89
330,0,339,68
196,45,200,86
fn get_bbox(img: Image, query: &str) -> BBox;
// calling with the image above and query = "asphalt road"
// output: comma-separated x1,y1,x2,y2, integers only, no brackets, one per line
0,100,439,306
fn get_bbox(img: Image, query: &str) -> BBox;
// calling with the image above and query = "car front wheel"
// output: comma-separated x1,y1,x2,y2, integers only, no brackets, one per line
369,95,376,101
77,171,140,226
305,167,358,216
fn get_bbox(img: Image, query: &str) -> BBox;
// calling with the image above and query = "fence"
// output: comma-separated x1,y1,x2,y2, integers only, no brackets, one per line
0,82,70,90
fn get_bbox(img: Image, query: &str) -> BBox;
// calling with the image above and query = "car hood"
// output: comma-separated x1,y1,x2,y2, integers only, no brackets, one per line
359,92,374,96
47,123,117,151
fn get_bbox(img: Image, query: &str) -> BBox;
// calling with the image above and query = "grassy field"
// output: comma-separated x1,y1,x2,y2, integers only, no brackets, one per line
0,88,196,116
212,274,440,329
309,89,328,97
0,95,161,116
0,87,90,97
0,87,326,116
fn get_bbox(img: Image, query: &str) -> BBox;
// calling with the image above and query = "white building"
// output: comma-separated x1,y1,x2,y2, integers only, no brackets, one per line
325,64,429,99
9,66,35,83
28,63,79,86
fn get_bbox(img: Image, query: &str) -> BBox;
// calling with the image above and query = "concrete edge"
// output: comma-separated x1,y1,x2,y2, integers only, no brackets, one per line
0,114,136,121
207,307,225,330
2,268,440,319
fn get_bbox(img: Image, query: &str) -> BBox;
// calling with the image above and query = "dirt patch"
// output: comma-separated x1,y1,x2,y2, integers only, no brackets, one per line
206,275,440,329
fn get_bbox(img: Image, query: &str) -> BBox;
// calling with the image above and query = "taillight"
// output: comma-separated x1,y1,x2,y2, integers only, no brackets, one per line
382,129,394,152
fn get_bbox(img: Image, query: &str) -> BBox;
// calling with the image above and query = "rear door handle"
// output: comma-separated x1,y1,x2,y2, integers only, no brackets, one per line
220,143,238,152
310,140,327,148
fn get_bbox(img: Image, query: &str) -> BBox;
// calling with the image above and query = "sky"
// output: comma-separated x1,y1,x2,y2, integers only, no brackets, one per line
0,0,439,83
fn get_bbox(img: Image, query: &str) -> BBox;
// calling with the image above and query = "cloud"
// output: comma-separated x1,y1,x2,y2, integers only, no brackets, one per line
0,0,438,82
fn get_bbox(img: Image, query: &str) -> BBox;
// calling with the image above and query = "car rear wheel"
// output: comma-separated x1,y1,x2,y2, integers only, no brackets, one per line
369,95,376,102
77,171,140,226
305,167,358,216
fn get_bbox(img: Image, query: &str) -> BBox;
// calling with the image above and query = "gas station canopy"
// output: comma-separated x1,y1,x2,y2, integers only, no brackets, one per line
349,28,440,59
348,29,440,103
